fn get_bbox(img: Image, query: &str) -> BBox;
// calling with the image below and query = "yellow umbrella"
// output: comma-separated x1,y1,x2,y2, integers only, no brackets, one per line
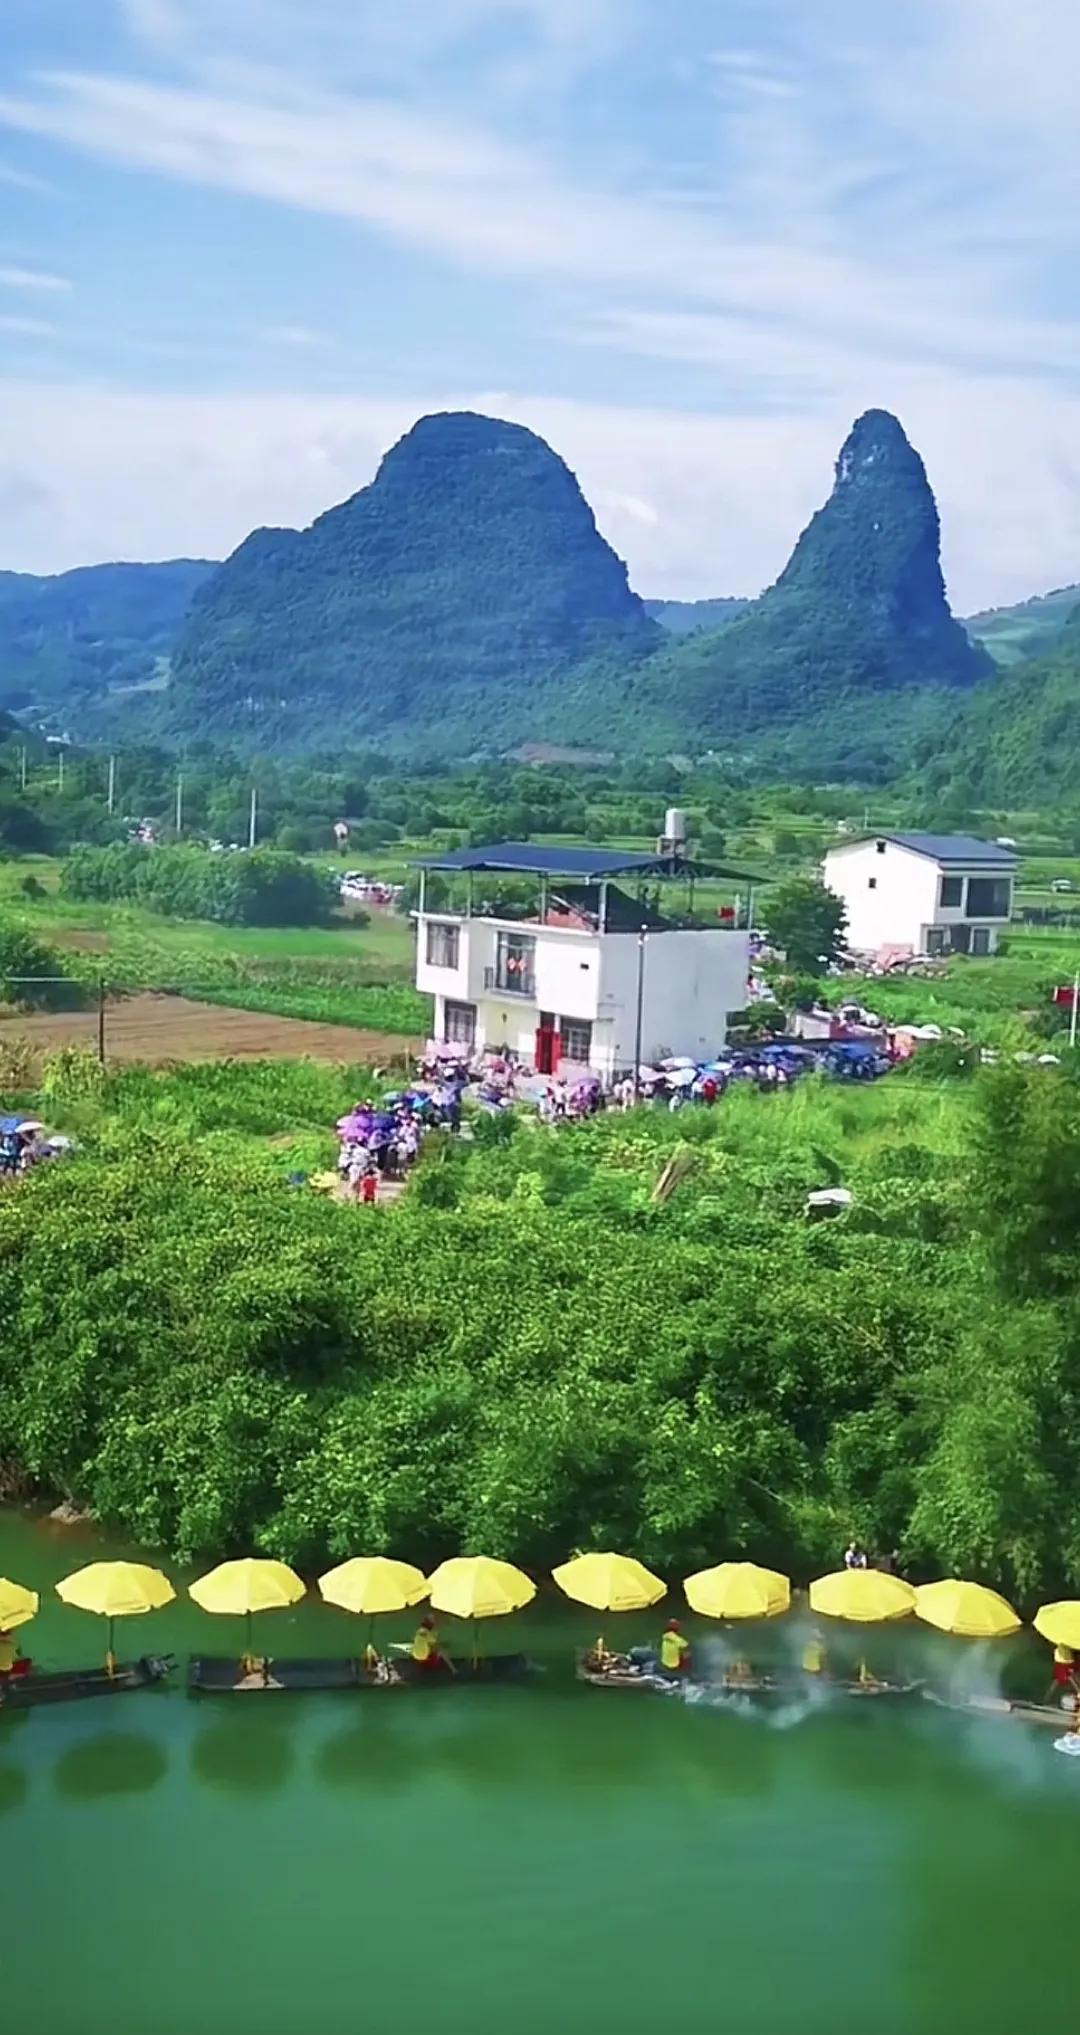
685,1562,790,1621
553,1552,666,1613
0,1571,38,1636
319,1556,428,1655
427,1557,535,1621
57,1560,175,1668
319,1556,428,1617
1035,1602,1080,1650
0,1578,38,1633
809,1569,916,1623
427,1556,535,1664
189,1557,304,1662
915,1579,1020,1638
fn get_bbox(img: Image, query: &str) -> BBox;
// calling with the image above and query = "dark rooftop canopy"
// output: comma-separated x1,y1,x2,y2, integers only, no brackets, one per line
871,832,1018,866
415,840,759,881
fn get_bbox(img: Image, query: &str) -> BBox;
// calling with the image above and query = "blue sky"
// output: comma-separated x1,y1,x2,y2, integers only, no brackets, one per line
2,0,1080,606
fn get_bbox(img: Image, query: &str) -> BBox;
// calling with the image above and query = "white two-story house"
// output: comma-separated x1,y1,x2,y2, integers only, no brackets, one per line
414,841,753,1078
821,832,1018,959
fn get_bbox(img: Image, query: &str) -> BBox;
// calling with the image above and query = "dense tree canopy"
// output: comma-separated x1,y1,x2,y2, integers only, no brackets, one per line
1,1060,1078,1597
766,876,848,974
63,842,333,927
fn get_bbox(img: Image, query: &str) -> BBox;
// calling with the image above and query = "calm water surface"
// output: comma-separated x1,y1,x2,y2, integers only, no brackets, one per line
4,1510,1078,2035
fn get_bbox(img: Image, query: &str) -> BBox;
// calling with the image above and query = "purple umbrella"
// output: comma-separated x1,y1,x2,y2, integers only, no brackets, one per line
337,1112,373,1141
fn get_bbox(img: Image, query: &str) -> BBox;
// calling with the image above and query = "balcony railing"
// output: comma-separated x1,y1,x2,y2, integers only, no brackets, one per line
484,965,537,997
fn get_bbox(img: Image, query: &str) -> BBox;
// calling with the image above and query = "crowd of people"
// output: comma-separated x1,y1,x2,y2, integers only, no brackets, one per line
334,1081,465,1203
418,1039,888,1129
0,1115,71,1183
320,1036,888,1207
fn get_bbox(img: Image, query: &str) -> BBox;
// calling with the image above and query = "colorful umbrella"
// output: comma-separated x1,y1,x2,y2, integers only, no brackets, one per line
319,1556,428,1617
0,1578,39,1632
684,1562,790,1621
553,1553,666,1613
57,1560,175,1668
808,1570,916,1623
427,1556,535,1665
189,1558,304,1663
427,1557,535,1622
1034,1602,1080,1650
914,1579,1020,1638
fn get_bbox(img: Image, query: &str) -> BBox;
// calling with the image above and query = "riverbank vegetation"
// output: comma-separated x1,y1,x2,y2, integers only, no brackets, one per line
0,1056,1077,1600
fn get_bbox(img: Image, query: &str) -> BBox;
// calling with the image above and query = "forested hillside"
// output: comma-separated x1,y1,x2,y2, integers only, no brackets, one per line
172,411,660,749
5,407,1073,784
0,559,215,716
1,1060,1078,1595
965,584,1080,667
636,411,990,773
645,596,751,635
914,607,1080,803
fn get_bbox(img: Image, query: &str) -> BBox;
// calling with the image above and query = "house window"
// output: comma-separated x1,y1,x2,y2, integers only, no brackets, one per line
494,930,536,997
425,921,460,969
868,877,877,890
443,1000,476,1046
966,877,1011,919
560,1019,593,1064
970,928,991,956
876,840,887,854
926,929,946,956
940,876,963,908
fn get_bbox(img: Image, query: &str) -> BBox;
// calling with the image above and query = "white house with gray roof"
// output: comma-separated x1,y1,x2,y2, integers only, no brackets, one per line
414,840,754,1076
821,833,1018,959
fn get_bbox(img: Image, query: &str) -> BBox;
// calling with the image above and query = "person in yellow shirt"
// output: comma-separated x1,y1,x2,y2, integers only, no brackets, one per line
1048,1642,1077,1702
659,1620,691,1679
802,1632,827,1676
411,1615,455,1676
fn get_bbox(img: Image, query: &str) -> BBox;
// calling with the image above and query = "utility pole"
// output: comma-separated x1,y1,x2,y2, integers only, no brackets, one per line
57,747,64,794
248,784,257,850
632,925,648,1102
97,978,107,1068
175,771,184,836
107,753,116,815
18,747,26,792
1070,970,1079,1052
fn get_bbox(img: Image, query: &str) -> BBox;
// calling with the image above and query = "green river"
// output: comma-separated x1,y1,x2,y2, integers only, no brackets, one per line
4,1509,1080,2035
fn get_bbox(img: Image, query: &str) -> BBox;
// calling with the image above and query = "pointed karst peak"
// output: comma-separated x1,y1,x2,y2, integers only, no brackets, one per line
775,405,950,615
171,405,658,741
834,409,924,490
373,410,581,501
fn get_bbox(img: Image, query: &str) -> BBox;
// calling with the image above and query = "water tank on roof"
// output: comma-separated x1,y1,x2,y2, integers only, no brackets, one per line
663,808,687,846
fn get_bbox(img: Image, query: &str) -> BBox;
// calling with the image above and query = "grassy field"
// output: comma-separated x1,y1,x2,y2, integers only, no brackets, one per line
0,855,428,1036
7,804,1080,1058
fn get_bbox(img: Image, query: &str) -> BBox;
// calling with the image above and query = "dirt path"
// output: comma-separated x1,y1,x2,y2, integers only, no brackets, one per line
0,993,419,1069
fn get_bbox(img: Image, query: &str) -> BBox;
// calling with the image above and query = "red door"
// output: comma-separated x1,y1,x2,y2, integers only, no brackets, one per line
535,1023,560,1075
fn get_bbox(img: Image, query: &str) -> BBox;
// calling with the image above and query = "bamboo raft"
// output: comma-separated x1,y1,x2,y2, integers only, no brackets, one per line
925,1690,1080,1731
0,1654,174,1710
575,1655,923,1701
189,1651,535,1693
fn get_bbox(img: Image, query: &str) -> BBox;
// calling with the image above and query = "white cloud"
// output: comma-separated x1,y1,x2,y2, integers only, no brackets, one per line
121,0,188,47
0,162,53,192
0,0,1077,618
0,265,71,292
0,314,57,337
263,323,328,349
1,61,1076,395
0,377,1078,614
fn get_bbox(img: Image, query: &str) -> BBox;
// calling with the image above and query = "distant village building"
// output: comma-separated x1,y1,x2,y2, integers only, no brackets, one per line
822,833,1017,960
413,840,754,1078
